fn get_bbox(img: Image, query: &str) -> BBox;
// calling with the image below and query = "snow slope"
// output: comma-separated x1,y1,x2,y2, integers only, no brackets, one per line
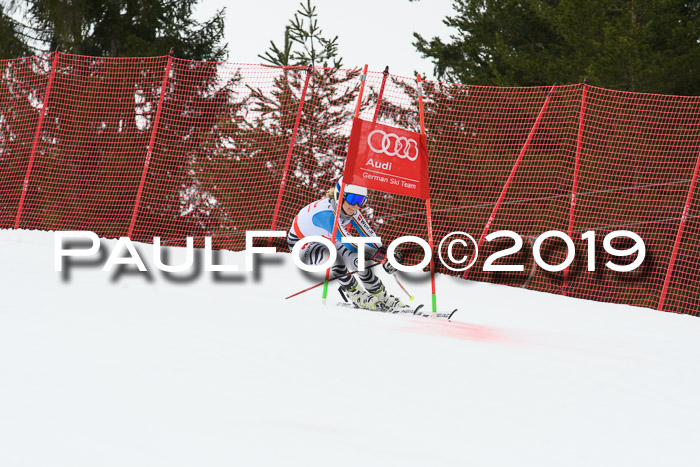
1,229,699,467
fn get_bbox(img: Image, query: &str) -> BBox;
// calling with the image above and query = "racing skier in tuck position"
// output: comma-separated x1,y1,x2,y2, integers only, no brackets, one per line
287,178,405,311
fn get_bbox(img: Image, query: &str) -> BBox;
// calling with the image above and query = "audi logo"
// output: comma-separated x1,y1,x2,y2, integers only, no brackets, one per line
367,129,419,161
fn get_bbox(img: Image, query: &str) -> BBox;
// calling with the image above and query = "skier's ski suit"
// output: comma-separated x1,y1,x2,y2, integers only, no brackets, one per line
287,197,384,292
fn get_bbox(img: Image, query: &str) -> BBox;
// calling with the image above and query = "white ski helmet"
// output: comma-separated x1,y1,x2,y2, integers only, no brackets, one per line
334,177,368,207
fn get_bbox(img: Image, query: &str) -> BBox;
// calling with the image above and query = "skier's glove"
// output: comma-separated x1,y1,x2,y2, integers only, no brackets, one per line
383,251,401,275
372,246,388,262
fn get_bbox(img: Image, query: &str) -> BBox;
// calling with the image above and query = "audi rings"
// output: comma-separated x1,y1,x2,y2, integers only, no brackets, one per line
367,129,419,161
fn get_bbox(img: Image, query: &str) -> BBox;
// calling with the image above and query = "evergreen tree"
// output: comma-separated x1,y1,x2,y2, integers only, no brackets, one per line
134,58,244,243
0,1,230,239
12,54,244,240
0,2,32,59
15,0,227,60
414,0,700,95
159,0,359,245
252,0,362,204
258,0,342,68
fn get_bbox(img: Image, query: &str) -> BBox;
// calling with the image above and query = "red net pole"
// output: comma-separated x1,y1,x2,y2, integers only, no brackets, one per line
416,75,437,314
657,149,700,311
127,51,173,238
14,51,60,229
563,80,588,295
322,64,369,303
269,67,312,237
462,84,558,280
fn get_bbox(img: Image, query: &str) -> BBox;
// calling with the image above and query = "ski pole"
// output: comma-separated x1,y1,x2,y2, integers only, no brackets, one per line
393,275,415,302
286,262,381,300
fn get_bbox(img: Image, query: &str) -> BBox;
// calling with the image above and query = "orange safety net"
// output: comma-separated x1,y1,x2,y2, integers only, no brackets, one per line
1,52,699,315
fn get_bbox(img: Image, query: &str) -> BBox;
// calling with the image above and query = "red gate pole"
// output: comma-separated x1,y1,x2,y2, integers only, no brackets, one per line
127,50,174,238
416,74,438,315
563,79,588,295
462,84,558,280
268,66,312,240
372,66,389,122
657,149,700,311
322,64,369,303
14,51,60,229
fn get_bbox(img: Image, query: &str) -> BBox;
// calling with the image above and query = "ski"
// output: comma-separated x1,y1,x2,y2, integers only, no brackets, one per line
335,302,421,316
414,307,459,320
335,302,458,321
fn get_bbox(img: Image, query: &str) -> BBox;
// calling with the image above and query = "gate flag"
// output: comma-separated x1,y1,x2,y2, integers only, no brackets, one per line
344,117,430,200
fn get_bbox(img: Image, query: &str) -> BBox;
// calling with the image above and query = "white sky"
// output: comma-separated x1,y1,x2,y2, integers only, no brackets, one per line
195,0,455,79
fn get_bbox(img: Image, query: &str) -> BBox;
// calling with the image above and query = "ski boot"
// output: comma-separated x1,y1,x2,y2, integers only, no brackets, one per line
341,283,380,310
370,284,406,312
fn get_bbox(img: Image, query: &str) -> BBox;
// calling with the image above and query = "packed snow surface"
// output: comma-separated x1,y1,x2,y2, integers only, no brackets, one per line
1,229,699,466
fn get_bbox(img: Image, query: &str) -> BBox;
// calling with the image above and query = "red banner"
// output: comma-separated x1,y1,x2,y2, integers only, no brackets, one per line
345,118,430,200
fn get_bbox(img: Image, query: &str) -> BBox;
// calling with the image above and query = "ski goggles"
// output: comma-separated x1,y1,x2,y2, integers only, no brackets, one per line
344,193,367,207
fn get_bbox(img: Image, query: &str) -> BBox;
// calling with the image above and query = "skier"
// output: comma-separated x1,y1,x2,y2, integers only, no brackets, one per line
287,177,405,311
